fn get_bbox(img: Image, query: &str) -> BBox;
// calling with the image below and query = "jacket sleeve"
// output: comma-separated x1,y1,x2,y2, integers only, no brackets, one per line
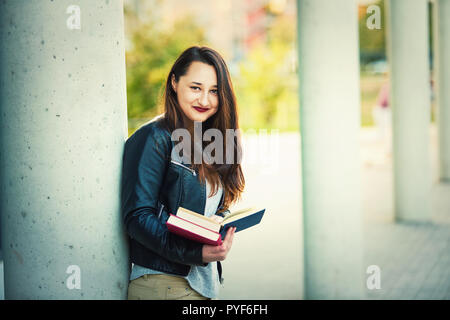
121,126,205,266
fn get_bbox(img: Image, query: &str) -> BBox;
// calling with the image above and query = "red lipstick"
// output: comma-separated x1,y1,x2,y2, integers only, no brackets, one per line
193,106,209,113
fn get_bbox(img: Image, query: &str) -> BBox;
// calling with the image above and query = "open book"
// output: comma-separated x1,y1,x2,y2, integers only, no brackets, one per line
166,206,266,246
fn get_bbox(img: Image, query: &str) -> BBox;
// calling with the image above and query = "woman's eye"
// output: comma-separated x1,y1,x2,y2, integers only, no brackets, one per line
211,89,218,95
190,86,200,91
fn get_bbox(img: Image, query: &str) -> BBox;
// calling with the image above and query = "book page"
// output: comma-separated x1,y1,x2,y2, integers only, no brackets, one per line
222,206,257,223
177,207,221,232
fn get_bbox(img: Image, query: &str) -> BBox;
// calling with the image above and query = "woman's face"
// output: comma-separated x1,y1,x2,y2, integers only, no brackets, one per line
171,61,219,127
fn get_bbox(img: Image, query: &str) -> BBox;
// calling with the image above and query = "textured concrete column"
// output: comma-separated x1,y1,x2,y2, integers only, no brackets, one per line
386,0,432,221
297,0,364,299
433,0,450,182
0,1,130,299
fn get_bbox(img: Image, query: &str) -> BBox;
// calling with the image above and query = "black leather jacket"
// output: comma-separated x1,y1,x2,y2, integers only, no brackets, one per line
120,115,229,282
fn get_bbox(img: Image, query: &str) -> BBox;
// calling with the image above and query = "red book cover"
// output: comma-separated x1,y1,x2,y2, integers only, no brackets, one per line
166,214,223,246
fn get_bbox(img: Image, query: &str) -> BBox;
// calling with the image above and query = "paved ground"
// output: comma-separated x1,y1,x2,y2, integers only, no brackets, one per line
363,221,449,299
219,125,449,300
359,125,450,300
0,126,449,299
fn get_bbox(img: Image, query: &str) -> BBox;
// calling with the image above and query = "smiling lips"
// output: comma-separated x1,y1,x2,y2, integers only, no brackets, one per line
193,106,209,113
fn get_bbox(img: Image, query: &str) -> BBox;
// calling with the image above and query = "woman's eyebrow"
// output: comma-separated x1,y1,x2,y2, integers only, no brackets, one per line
191,81,218,88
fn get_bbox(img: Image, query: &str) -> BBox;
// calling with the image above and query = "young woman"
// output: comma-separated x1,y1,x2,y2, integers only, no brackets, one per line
121,46,245,300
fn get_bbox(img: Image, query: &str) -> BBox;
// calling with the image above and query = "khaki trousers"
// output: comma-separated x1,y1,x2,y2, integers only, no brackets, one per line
127,274,211,300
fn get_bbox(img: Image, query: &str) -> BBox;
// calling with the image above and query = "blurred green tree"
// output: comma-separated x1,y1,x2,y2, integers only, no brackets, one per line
235,13,299,131
125,13,207,122
124,5,299,132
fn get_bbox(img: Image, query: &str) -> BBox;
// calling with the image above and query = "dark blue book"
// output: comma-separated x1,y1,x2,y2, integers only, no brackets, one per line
219,207,266,239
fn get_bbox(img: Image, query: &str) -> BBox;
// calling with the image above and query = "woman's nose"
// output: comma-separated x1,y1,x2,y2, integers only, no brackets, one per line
198,91,209,107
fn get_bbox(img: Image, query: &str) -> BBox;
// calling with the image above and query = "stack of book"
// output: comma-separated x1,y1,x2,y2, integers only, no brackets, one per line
166,206,266,245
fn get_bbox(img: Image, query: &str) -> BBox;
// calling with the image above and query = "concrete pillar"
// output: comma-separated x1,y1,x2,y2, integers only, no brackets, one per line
0,0,129,299
433,0,450,182
297,0,364,299
386,0,432,222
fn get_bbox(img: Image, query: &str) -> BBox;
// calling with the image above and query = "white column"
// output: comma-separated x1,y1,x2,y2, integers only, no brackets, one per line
386,0,432,221
297,0,364,299
0,0,129,299
433,0,450,182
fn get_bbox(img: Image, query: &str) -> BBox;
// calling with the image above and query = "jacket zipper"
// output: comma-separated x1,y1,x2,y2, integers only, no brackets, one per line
170,160,197,176
157,203,164,219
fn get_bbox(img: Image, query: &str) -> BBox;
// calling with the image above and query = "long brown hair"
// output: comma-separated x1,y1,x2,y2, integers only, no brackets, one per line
161,46,244,213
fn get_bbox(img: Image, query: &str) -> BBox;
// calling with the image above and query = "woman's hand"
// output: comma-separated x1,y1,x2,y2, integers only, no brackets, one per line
202,227,236,263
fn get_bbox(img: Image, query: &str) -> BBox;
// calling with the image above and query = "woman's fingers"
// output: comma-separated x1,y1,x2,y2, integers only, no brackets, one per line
223,227,236,247
202,227,236,263
215,227,236,261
